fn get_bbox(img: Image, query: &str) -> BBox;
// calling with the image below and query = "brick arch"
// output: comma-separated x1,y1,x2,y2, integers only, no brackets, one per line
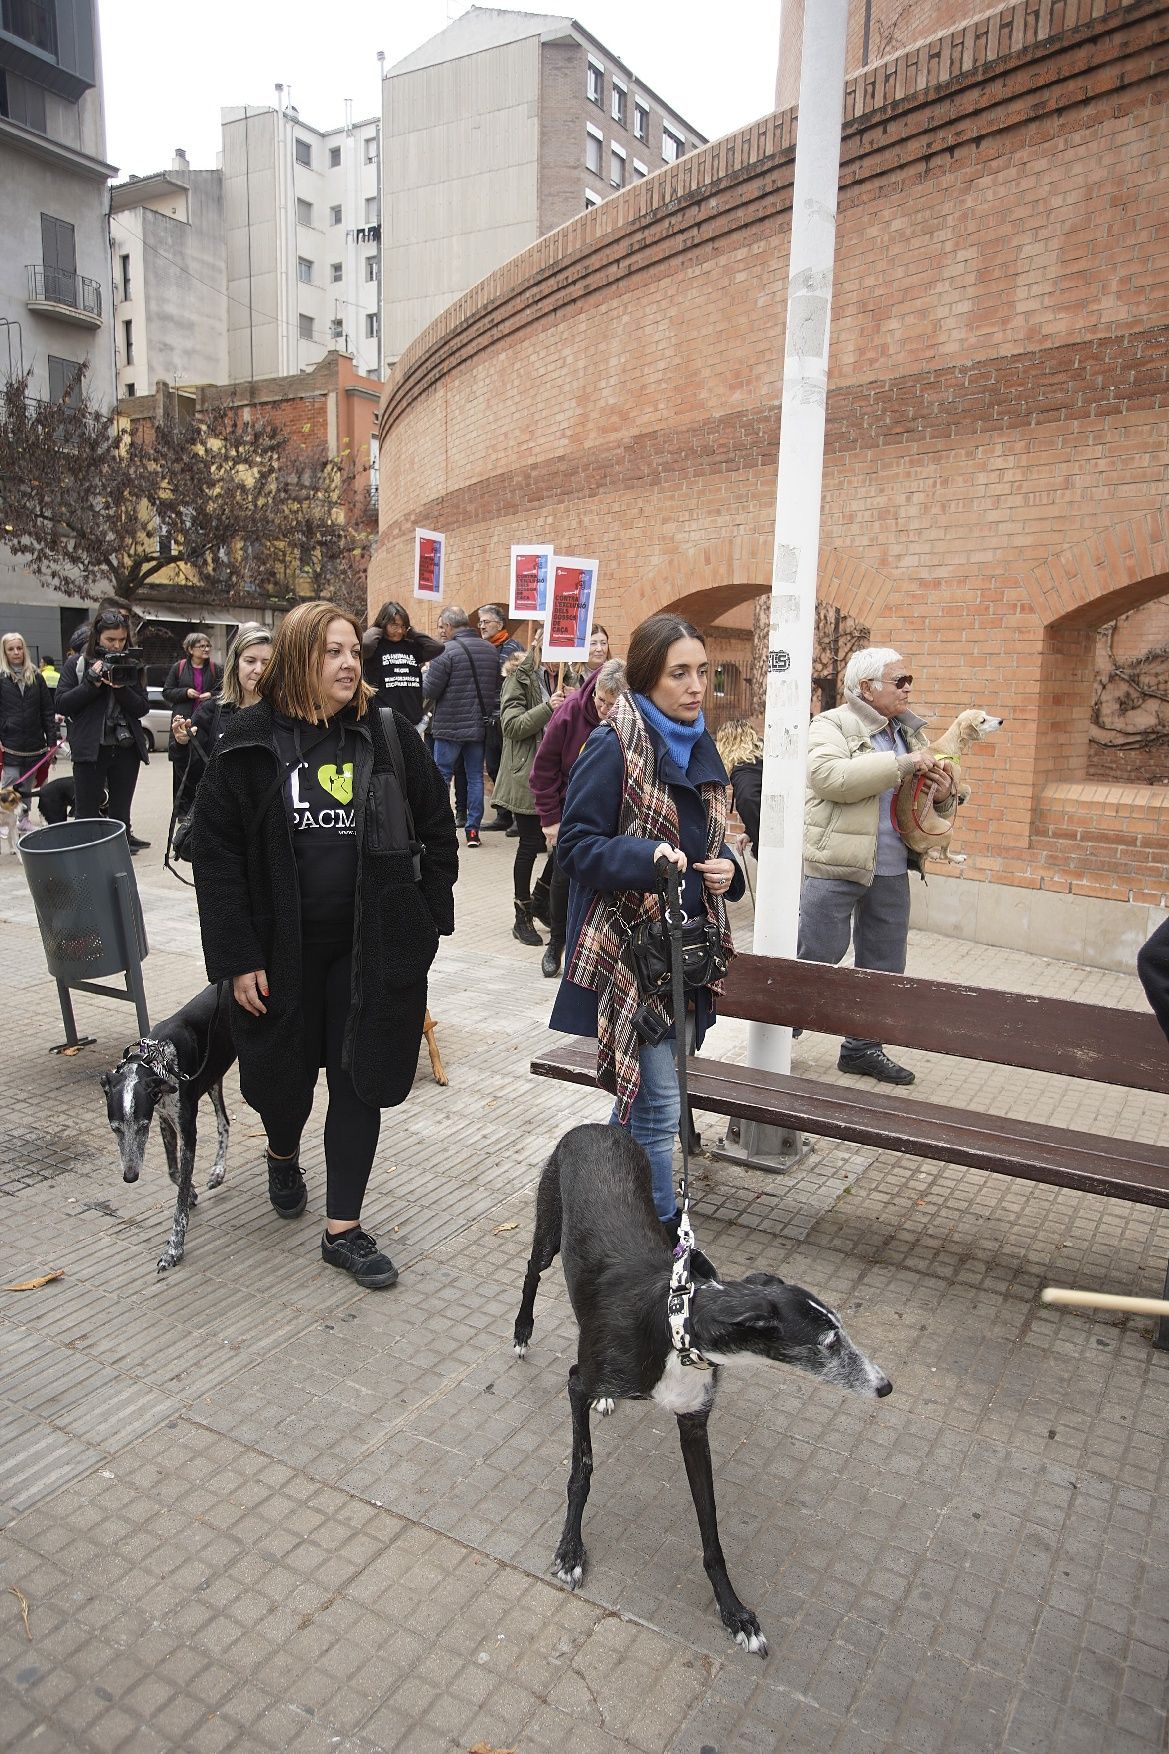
1027,511,1169,630
615,535,773,633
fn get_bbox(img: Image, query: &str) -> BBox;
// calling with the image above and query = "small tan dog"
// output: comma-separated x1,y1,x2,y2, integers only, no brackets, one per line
0,783,31,855
894,709,1004,864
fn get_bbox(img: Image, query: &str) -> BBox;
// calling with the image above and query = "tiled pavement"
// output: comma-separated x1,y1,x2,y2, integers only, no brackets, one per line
1,762,1167,1754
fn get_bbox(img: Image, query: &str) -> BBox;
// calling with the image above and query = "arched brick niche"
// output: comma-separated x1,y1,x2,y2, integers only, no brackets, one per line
375,0,1169,953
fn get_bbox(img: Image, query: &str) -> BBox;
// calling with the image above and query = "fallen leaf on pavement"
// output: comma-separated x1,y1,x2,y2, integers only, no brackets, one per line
3,1270,64,1292
468,1743,515,1754
10,1585,31,1640
493,1222,519,1234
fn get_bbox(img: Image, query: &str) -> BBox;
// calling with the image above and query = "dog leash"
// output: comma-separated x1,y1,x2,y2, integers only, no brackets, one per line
2,747,57,791
117,980,228,1089
657,857,712,1371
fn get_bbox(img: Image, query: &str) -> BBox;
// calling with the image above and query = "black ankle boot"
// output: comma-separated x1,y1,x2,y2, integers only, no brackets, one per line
541,933,564,978
530,877,553,927
512,900,542,947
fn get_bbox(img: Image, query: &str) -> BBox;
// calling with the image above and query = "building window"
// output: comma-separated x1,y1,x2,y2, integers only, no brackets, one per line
329,144,341,168
297,256,314,284
585,125,602,175
365,195,378,224
295,137,312,167
662,125,684,163
330,261,343,283
584,190,601,210
47,355,82,406
633,159,648,180
4,1,56,55
123,319,134,364
365,312,378,339
120,254,131,300
586,59,603,106
296,197,313,227
125,382,135,398
0,68,47,132
40,213,76,305
299,313,314,341
610,145,625,189
611,80,626,127
364,134,377,163
634,100,649,142
329,204,342,226
365,255,378,282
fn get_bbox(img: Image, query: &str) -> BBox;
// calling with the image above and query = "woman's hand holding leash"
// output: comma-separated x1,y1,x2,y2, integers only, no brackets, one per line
654,843,687,876
233,970,269,1016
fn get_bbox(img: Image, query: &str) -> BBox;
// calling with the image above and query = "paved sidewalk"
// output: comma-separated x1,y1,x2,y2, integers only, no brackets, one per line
1,762,1167,1754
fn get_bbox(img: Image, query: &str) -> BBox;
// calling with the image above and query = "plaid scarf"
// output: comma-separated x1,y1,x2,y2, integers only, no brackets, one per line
567,693,735,1120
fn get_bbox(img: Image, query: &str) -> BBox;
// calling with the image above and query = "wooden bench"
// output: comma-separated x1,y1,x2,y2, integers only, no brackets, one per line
531,954,1169,1348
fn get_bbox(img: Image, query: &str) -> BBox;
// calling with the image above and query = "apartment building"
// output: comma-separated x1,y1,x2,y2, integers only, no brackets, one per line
383,7,706,363
221,102,382,384
0,0,116,658
110,148,228,396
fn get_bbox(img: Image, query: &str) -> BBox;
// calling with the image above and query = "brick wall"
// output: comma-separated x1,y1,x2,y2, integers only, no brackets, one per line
777,0,998,110
373,0,1169,910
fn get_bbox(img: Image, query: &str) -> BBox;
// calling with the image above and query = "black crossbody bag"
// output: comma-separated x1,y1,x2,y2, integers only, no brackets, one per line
629,870,727,1000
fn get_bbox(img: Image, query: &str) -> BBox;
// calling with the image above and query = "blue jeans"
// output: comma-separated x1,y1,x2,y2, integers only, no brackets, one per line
432,737,484,830
609,1018,694,1221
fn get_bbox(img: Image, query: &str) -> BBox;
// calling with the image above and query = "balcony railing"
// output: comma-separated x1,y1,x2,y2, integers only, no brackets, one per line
26,264,103,325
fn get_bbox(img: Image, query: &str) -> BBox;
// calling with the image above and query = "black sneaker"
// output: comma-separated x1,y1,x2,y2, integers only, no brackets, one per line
321,1227,399,1288
465,827,481,847
455,812,466,828
837,1048,915,1086
127,834,151,850
267,1151,308,1217
482,812,512,831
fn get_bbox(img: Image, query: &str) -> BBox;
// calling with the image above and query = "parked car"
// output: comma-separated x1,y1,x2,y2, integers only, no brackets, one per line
142,686,173,754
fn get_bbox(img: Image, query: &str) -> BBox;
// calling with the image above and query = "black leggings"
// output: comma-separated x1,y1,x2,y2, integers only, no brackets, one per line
260,938,381,1221
512,812,553,901
549,861,569,940
72,746,142,831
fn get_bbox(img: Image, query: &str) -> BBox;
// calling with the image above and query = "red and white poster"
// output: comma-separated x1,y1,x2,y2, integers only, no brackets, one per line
413,528,445,601
509,543,552,621
542,556,599,663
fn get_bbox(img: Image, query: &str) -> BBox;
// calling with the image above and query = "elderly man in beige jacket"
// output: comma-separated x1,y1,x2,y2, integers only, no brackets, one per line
799,647,954,1084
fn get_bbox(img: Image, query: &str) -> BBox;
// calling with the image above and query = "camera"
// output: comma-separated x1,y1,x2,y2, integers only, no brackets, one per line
101,647,144,683
632,1003,672,1047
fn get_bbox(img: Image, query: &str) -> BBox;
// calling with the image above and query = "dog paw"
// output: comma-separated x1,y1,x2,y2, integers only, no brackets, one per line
727,1609,767,1658
156,1250,182,1273
512,1340,528,1359
552,1543,586,1589
591,1396,615,1417
188,1186,199,1207
206,1166,226,1189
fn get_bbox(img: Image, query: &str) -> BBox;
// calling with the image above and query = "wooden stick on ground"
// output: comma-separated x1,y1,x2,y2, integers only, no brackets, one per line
1041,1287,1169,1318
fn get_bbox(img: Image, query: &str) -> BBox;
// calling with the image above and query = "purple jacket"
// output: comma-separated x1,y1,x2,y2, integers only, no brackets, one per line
529,668,603,828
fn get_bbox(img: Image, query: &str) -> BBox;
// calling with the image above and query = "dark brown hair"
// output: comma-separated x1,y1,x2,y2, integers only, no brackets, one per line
624,614,704,696
259,602,373,722
373,600,412,633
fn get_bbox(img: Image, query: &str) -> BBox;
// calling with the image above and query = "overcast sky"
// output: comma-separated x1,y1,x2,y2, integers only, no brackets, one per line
99,0,782,178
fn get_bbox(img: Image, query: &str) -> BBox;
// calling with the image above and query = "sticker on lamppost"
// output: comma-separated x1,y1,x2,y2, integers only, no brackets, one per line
768,650,791,673
413,529,444,601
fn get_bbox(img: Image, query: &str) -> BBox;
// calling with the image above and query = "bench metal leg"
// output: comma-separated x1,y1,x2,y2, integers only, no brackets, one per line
707,1117,814,1175
1155,1259,1169,1353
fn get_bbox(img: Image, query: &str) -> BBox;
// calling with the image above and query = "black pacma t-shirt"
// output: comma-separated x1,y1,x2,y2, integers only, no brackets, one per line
274,716,359,939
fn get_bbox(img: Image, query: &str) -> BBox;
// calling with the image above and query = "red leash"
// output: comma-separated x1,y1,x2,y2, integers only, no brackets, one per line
2,747,57,791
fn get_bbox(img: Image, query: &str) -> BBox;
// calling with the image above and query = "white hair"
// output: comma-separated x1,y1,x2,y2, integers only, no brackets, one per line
0,632,38,688
843,647,902,696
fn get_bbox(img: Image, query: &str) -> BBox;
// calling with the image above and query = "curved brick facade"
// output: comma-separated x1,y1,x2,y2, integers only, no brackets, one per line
373,0,1169,960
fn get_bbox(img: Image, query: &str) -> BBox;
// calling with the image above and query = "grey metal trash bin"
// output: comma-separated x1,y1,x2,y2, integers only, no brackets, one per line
21,818,150,1049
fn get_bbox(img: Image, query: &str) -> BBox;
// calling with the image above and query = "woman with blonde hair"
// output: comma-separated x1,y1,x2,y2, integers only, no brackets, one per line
192,601,458,1288
0,631,57,806
714,719,764,861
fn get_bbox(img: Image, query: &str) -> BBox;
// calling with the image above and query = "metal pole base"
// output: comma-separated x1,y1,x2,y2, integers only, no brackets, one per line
707,1117,815,1175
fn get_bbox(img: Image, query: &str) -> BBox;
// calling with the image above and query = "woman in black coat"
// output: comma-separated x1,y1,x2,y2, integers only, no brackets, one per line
361,599,443,728
192,601,458,1289
55,609,150,843
163,630,223,804
0,632,57,800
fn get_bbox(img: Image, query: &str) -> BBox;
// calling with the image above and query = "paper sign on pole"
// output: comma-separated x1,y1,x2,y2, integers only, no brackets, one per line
542,557,599,663
413,529,445,601
509,544,552,621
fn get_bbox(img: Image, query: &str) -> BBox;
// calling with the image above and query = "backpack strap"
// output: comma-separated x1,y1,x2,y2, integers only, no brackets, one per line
378,707,423,881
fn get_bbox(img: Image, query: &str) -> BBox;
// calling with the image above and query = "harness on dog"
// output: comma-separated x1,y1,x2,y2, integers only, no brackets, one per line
115,982,227,1089
660,858,712,1371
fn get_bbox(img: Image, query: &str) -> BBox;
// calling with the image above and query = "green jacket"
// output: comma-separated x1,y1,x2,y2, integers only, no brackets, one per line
804,694,949,883
490,646,554,817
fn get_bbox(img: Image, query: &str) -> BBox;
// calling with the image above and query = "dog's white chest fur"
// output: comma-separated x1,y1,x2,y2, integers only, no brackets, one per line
651,1352,717,1416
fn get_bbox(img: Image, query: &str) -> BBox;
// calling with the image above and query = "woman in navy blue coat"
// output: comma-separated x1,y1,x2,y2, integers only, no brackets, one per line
550,614,745,1235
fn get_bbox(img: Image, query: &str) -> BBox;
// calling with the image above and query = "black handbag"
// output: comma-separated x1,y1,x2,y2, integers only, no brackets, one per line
629,910,727,999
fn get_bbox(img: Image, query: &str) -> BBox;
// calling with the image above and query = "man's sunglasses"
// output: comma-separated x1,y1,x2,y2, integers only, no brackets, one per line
886,674,913,690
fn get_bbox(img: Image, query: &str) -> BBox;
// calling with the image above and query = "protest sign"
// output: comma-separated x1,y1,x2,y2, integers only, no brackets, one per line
413,529,445,601
509,544,552,621
542,556,599,663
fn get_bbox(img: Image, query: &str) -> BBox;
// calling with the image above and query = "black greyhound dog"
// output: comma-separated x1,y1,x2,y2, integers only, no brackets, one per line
101,983,236,1272
513,1123,892,1656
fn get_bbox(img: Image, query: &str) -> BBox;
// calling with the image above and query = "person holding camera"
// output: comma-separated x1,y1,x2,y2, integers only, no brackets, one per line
549,613,744,1236
55,609,150,846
